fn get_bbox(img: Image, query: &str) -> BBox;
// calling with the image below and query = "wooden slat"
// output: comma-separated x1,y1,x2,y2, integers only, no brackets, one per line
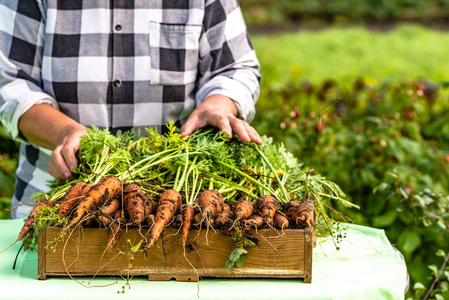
39,227,313,282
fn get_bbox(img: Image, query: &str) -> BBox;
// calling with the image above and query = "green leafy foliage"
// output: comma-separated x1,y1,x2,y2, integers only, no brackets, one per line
226,247,248,269
240,0,449,26
0,126,18,219
251,77,449,299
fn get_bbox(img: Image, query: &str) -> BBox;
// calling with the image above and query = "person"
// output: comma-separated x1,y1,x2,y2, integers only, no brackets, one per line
0,0,262,219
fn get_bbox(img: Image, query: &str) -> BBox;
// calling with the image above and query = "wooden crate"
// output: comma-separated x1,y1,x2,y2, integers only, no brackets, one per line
38,226,314,282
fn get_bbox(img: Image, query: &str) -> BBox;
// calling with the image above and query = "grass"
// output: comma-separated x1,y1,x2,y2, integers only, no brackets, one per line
251,24,449,88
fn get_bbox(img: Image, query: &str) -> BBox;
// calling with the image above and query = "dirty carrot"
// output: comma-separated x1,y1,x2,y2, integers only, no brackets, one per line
57,182,86,218
234,200,254,223
273,213,289,229
255,195,278,224
181,205,195,251
244,214,264,228
1,199,53,253
144,189,182,251
100,194,120,216
198,190,224,221
215,209,234,227
69,175,122,227
123,184,147,225
284,200,313,227
107,209,124,251
143,194,156,220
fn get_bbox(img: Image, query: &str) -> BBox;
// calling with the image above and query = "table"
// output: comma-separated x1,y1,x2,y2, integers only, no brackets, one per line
0,219,408,300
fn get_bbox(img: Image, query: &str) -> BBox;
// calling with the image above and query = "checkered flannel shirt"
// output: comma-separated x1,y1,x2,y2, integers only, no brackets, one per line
0,0,261,218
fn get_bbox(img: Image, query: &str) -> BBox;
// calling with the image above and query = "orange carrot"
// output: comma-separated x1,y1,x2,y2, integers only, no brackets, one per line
255,195,278,224
234,200,254,222
143,194,156,219
198,190,224,221
175,213,183,225
123,184,146,225
214,209,234,227
273,213,289,229
18,199,53,241
193,213,202,224
181,205,195,251
57,182,86,218
283,200,313,227
97,214,112,227
146,213,155,226
144,189,182,250
107,209,124,251
69,175,122,227
244,214,264,228
100,194,120,216
1,199,53,253
79,182,94,196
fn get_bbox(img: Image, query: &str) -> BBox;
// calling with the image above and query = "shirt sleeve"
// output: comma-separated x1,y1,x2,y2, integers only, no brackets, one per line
0,1,58,142
196,0,261,123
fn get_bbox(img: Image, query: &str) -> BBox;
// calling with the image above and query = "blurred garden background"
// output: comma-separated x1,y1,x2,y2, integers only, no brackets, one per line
1,1,449,299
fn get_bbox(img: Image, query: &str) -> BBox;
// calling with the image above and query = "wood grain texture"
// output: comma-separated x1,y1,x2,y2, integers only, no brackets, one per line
38,227,314,282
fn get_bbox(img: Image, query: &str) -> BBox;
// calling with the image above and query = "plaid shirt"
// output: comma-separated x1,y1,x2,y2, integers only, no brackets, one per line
0,0,261,218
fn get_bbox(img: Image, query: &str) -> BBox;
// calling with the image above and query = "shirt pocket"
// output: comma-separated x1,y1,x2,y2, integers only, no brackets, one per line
149,21,202,86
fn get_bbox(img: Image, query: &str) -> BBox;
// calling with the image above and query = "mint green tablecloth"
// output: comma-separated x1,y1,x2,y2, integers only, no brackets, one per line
0,219,407,300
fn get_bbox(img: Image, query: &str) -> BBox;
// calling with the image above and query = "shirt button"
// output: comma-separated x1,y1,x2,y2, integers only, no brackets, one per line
113,80,121,87
115,24,122,31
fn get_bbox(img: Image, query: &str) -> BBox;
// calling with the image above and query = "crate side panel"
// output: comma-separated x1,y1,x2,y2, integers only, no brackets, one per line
42,227,309,278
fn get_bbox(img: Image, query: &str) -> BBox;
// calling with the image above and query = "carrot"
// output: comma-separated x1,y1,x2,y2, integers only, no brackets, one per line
181,205,195,251
193,213,202,224
146,213,155,226
215,209,234,227
198,190,224,221
144,189,182,250
255,195,278,224
100,194,120,216
244,214,264,228
97,214,112,227
175,212,183,225
143,194,156,220
283,200,313,227
107,209,124,251
69,175,122,227
1,199,53,253
19,199,53,241
234,200,254,223
57,182,86,218
273,213,289,229
79,182,94,196
123,184,146,225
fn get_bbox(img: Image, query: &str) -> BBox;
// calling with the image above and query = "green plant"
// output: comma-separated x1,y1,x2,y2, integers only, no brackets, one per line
251,77,449,299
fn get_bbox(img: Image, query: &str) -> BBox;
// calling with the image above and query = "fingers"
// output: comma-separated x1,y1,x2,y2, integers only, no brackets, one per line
48,125,87,180
180,114,201,138
48,146,71,180
228,117,262,145
181,107,262,144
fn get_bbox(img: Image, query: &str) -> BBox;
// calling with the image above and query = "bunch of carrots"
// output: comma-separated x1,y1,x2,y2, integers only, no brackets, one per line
9,123,357,261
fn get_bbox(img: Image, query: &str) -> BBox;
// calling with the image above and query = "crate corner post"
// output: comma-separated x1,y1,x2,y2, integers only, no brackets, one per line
303,227,313,283
38,228,47,280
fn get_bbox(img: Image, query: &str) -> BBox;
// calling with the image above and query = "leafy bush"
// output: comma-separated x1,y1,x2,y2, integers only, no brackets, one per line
252,78,449,299
240,0,449,26
0,127,18,219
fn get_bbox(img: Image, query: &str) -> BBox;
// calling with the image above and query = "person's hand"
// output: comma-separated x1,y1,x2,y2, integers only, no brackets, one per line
18,103,88,181
48,124,87,180
180,95,262,144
